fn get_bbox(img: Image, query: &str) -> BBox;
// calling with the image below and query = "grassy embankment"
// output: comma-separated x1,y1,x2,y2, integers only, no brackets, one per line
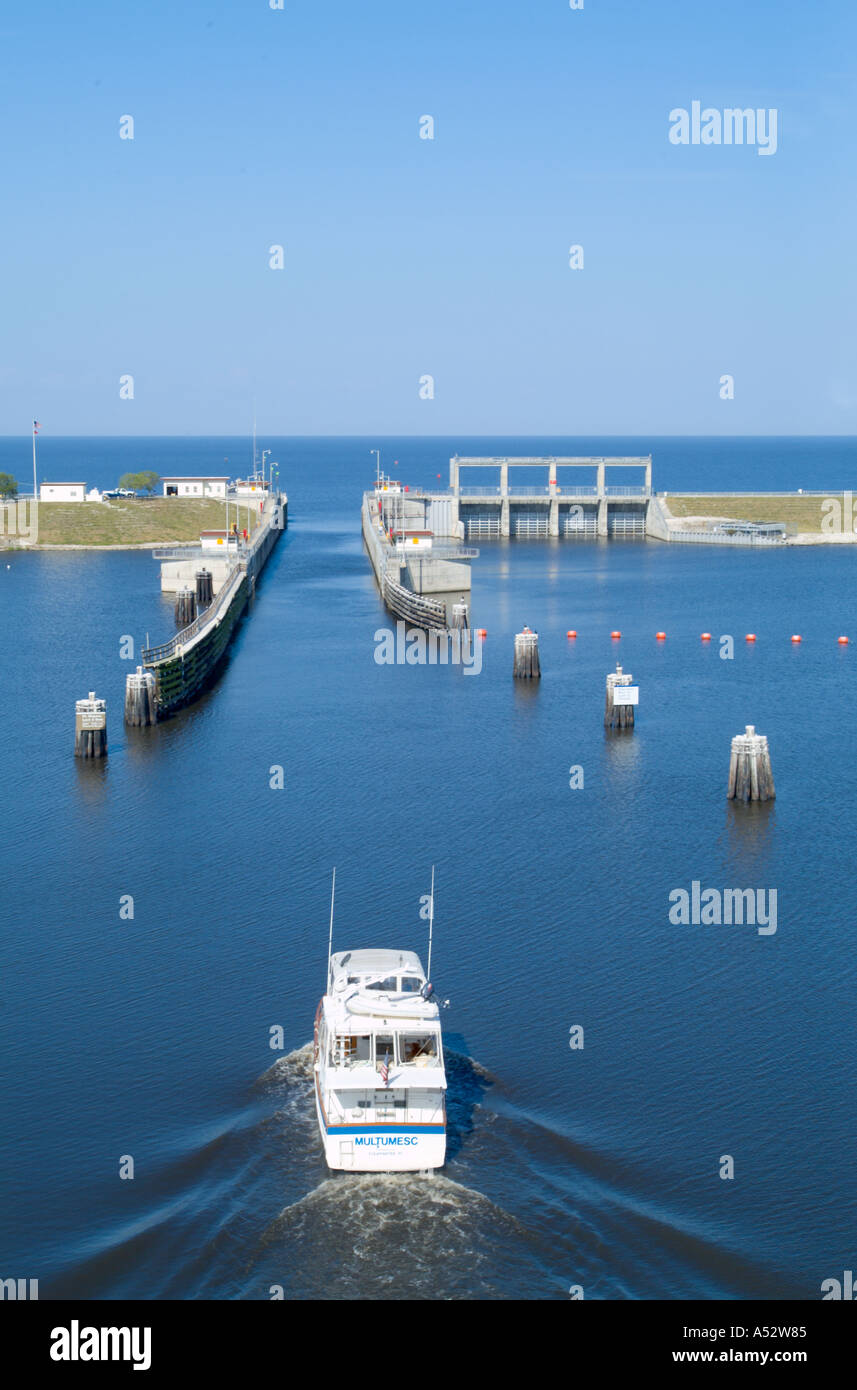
28,498,262,547
665,494,842,533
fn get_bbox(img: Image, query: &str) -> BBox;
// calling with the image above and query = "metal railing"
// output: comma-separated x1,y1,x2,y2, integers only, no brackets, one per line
456,484,646,499
142,561,246,663
660,490,836,498
669,529,787,546
403,544,480,559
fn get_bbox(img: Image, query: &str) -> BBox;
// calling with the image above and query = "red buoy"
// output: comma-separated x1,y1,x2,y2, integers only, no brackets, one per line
838,635,849,645
791,635,802,643
701,632,712,641
656,631,666,641
476,628,487,638
746,634,757,643
567,630,577,639
610,630,621,639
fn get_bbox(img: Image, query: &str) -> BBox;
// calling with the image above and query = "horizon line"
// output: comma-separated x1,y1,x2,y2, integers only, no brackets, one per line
1,432,855,442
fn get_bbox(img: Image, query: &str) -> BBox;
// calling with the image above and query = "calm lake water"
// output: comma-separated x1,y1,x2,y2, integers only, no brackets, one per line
1,436,856,1299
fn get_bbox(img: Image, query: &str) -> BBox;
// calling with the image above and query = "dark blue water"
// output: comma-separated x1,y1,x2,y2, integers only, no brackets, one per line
2,437,856,1300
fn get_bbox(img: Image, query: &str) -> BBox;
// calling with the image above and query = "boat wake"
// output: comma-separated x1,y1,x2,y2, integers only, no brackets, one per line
245,1041,546,1297
248,1169,531,1299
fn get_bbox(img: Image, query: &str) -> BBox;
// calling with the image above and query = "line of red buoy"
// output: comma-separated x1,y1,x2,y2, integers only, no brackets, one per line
554,630,854,644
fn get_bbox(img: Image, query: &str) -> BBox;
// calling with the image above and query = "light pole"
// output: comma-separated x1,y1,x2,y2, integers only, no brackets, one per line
370,449,381,487
261,449,271,490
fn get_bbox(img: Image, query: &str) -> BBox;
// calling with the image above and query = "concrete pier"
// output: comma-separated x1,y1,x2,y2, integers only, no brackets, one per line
141,491,287,719
362,489,476,628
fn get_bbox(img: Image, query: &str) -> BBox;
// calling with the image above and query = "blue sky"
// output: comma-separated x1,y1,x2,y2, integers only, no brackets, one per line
1,0,855,435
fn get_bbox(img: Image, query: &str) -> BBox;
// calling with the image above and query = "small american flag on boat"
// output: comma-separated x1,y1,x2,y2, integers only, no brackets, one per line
379,1056,389,1086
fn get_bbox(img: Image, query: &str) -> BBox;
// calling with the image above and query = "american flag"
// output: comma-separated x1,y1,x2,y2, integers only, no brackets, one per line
379,1056,389,1086
33,420,40,435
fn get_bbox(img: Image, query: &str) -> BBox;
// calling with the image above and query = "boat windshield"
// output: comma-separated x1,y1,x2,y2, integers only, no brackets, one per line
333,1032,440,1068
335,1034,372,1066
347,973,425,994
399,1033,438,1064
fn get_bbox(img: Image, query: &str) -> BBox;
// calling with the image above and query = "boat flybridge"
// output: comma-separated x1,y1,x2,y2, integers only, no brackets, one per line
314,948,447,1172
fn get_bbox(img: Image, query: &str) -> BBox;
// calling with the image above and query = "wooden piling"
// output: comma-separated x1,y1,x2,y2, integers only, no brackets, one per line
605,664,637,729
74,692,107,758
124,666,157,726
175,586,197,627
727,725,775,802
195,568,213,607
513,627,540,679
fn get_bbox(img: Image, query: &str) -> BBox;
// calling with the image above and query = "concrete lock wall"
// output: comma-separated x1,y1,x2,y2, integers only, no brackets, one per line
402,554,471,594
160,558,233,594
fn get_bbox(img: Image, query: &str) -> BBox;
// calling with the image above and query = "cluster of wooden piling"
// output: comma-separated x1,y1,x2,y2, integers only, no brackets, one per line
604,664,636,729
727,725,775,802
175,587,197,627
451,601,469,631
513,627,540,679
124,667,157,727
195,568,213,607
74,693,107,758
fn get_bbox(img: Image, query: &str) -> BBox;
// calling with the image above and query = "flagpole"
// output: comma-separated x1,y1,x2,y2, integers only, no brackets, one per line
427,864,435,980
326,867,336,981
32,421,37,501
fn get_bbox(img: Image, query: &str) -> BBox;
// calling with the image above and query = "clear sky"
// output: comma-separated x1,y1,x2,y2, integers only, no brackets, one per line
2,0,856,435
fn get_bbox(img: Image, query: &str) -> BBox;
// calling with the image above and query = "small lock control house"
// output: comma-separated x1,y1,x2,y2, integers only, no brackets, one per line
162,476,229,499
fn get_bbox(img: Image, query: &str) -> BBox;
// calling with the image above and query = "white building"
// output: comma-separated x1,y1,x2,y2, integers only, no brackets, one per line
162,476,229,499
199,530,239,551
39,482,86,502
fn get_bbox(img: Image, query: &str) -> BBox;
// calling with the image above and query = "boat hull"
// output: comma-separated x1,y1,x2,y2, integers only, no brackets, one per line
313,1073,445,1172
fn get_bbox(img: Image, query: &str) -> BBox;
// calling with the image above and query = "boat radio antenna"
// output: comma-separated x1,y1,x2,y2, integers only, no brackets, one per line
427,864,435,980
327,867,336,981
